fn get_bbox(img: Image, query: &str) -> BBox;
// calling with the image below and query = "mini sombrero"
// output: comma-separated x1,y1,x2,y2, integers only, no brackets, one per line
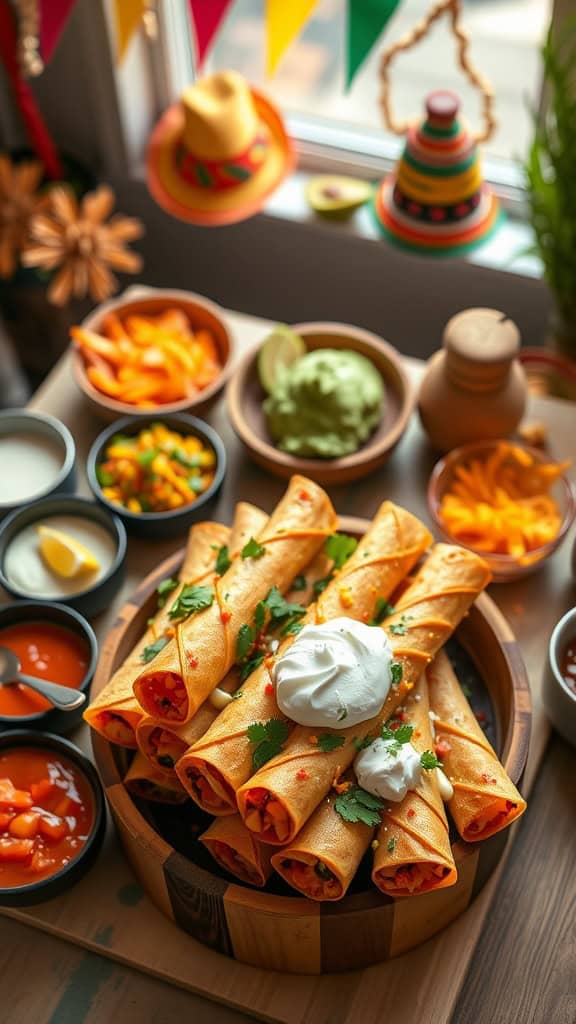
147,70,295,227
374,91,501,256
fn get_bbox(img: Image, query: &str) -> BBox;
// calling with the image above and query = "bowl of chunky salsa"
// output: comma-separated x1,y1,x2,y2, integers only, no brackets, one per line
0,603,97,733
0,731,105,904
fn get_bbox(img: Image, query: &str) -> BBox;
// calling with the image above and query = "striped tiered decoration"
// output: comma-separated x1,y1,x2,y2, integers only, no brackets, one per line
374,90,501,256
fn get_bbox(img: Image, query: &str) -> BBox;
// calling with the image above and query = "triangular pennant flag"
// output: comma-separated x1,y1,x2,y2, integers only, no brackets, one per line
188,0,235,70
39,0,77,63
346,0,401,88
266,0,318,77
114,0,146,63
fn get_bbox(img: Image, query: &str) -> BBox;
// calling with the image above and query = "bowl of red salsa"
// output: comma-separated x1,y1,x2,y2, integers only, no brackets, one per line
0,603,97,734
542,605,576,749
0,730,105,905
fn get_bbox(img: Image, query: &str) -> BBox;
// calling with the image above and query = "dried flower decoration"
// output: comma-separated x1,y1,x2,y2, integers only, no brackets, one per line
23,184,144,306
0,154,45,279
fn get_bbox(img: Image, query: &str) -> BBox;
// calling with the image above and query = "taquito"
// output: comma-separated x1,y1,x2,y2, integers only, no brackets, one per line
133,476,337,724
372,674,457,897
200,814,274,887
427,649,526,841
124,753,188,804
237,543,491,846
84,520,230,748
177,501,432,813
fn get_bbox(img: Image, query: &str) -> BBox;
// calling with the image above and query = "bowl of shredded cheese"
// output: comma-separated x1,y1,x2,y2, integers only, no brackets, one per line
428,440,575,581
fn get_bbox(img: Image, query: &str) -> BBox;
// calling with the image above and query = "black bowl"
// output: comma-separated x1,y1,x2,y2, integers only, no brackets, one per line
0,730,106,906
0,602,97,734
86,413,227,538
0,496,127,618
0,410,76,520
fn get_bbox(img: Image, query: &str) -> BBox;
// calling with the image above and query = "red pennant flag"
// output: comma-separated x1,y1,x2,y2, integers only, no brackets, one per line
188,0,234,70
39,0,77,64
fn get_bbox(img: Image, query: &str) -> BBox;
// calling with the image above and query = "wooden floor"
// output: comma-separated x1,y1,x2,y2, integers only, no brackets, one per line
1,731,574,1024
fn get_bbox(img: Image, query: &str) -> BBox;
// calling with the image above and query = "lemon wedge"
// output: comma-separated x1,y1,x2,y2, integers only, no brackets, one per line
37,525,100,579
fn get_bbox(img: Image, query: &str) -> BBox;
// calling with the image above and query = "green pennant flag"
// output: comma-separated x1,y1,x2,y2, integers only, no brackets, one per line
346,0,402,89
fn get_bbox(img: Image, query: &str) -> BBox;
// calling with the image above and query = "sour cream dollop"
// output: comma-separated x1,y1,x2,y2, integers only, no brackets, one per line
354,737,422,802
273,617,393,729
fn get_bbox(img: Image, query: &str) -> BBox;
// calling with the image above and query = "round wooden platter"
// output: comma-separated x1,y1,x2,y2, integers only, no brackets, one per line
91,516,532,975
226,323,415,485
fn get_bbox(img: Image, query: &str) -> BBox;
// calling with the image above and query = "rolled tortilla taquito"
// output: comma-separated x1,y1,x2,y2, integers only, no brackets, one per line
237,543,491,846
133,476,337,725
427,649,526,842
84,520,231,748
372,674,457,897
124,753,189,804
177,501,432,813
200,814,274,887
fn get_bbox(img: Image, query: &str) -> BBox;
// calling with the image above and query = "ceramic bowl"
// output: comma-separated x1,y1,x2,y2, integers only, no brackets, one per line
0,601,97,734
227,322,414,485
0,410,76,519
0,496,127,618
71,285,235,422
428,440,575,582
86,413,226,539
0,730,106,906
542,607,576,748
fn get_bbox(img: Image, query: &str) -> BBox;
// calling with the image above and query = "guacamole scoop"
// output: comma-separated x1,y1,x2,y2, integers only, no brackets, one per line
263,348,385,458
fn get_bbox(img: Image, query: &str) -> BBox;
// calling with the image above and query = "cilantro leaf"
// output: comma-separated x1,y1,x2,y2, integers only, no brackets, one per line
334,785,383,826
246,718,290,770
317,734,346,753
156,576,179,609
325,533,358,570
168,584,214,621
420,750,443,770
141,635,170,663
381,723,414,745
236,623,255,662
230,690,243,700
387,836,397,853
369,597,396,626
290,574,307,592
213,545,231,576
240,652,265,681
241,537,266,559
254,602,266,633
313,575,333,597
280,619,304,638
390,662,403,687
352,735,372,752
263,586,306,622
388,615,414,636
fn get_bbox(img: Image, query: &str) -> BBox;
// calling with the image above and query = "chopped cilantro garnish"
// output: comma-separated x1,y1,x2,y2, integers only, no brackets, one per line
420,750,443,770
141,635,170,663
254,602,266,633
240,653,265,681
236,623,255,662
168,584,214,621
352,735,372,752
381,723,414,746
390,662,403,687
369,597,396,626
230,690,244,701
280,620,304,637
317,734,346,753
325,533,358,570
387,836,397,853
213,545,231,576
241,537,266,559
263,586,306,622
334,785,383,826
247,719,290,770
337,703,348,722
156,576,178,609
290,574,307,592
313,575,333,596
389,615,414,636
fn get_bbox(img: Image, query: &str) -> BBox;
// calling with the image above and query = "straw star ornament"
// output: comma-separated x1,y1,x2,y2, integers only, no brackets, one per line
23,184,144,306
0,155,45,279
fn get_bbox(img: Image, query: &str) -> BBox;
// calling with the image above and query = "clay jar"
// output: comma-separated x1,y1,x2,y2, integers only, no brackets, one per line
418,308,527,452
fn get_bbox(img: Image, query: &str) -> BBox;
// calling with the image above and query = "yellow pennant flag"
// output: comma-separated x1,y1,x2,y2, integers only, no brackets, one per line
114,0,146,63
266,0,319,76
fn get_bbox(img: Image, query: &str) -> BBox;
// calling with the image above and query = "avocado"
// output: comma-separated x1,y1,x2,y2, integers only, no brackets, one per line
306,176,373,216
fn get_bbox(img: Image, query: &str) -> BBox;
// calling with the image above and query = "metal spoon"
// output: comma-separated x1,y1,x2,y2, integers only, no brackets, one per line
0,646,86,711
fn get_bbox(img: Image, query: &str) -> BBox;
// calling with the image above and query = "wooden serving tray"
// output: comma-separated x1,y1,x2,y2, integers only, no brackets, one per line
92,517,531,974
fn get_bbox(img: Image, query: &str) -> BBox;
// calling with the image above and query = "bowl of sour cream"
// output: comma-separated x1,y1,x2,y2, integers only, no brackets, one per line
0,410,76,519
0,497,127,618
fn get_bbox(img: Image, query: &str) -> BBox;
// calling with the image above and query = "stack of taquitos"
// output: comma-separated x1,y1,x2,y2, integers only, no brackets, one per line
427,649,526,841
237,543,491,849
176,501,432,812
200,815,274,887
133,476,337,724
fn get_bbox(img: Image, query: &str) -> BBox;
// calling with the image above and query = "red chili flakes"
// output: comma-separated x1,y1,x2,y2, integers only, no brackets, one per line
397,710,408,723
480,772,497,784
220,610,232,625
186,652,199,669
475,710,487,724
435,738,451,758
407,808,415,819
390,721,400,731
264,682,274,696
299,489,311,501
296,769,309,781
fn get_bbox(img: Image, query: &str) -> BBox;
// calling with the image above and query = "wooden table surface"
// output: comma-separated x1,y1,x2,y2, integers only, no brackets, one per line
1,309,575,1024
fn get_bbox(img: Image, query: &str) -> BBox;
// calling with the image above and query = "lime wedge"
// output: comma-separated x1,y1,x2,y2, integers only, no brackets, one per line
257,326,306,394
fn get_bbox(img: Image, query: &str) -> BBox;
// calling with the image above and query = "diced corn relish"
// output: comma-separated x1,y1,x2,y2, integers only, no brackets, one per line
97,422,216,514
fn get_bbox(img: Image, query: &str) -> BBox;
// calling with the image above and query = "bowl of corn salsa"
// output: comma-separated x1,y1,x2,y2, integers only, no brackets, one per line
87,414,226,538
